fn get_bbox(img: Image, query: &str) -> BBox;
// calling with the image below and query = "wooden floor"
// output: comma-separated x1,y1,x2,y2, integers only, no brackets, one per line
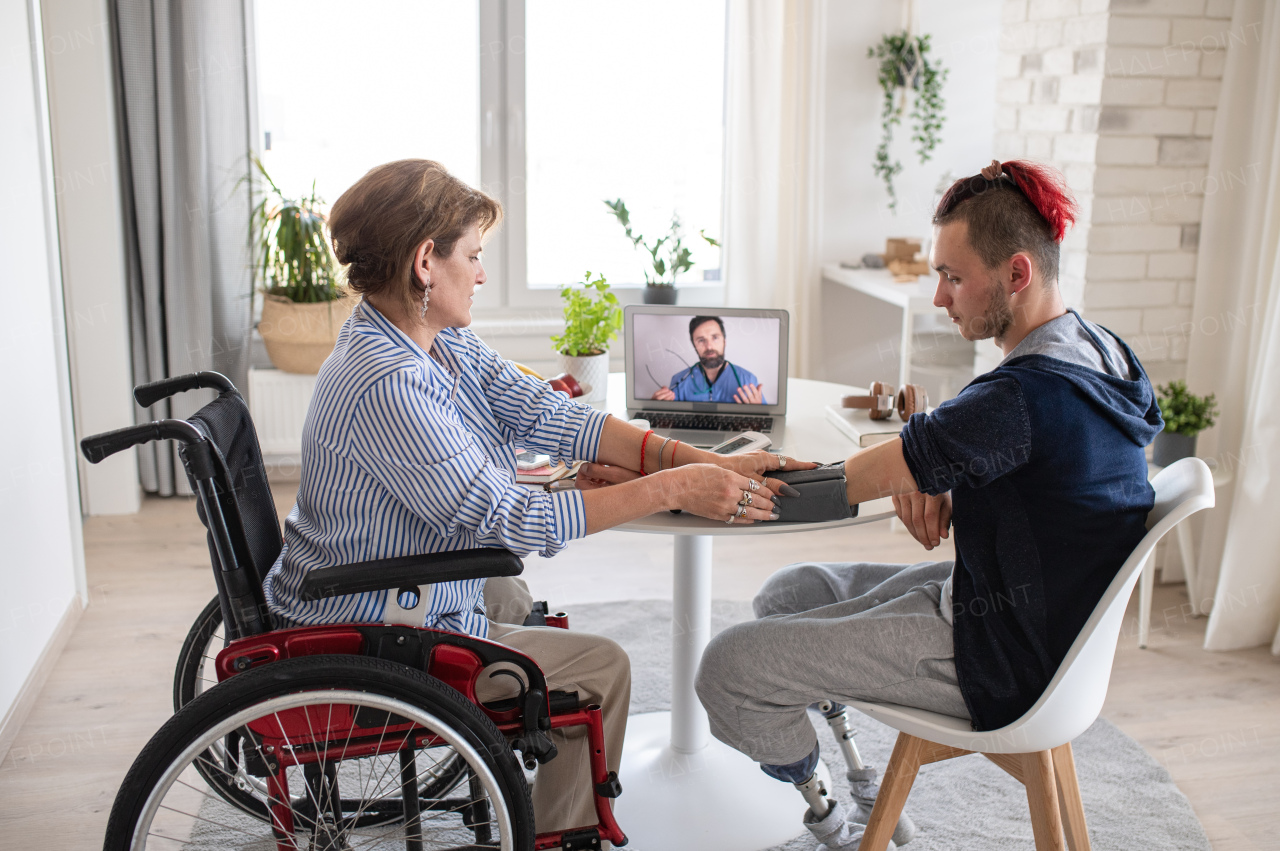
1,493,1276,849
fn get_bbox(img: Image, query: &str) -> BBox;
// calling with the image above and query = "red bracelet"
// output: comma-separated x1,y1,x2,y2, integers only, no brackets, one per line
671,439,681,468
640,429,654,476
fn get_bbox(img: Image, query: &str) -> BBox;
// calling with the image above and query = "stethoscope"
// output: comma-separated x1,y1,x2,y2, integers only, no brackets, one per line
647,349,748,399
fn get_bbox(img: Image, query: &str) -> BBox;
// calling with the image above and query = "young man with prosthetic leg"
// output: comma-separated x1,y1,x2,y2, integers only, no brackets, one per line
696,160,1163,849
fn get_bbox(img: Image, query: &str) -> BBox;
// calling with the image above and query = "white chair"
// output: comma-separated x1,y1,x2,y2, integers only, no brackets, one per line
1137,459,1231,648
851,457,1215,851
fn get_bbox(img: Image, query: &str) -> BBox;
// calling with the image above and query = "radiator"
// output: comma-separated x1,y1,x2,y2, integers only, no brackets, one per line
247,367,317,458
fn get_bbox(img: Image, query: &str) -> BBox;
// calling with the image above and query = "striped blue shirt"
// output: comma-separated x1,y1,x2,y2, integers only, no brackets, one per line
264,300,609,637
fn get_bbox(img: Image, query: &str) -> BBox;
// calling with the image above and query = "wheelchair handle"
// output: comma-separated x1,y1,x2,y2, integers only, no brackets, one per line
134,371,235,408
80,419,204,464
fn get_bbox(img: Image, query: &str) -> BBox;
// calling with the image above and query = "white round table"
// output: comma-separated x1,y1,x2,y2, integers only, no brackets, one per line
601,374,895,851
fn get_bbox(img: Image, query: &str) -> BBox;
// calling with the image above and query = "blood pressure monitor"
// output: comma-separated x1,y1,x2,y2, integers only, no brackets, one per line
709,431,772,455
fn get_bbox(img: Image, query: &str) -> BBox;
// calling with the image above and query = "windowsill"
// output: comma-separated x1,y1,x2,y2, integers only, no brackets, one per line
474,282,726,321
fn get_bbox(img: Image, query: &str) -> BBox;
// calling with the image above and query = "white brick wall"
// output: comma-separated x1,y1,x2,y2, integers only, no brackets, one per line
995,0,1233,383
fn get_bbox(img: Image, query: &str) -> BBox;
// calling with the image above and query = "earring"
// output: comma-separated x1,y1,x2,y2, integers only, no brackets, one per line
419,277,431,318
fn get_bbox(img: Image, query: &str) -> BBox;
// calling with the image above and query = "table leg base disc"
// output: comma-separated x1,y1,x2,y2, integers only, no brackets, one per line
613,711,832,851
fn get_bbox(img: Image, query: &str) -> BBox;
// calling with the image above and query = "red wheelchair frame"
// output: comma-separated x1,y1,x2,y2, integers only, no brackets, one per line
215,623,626,850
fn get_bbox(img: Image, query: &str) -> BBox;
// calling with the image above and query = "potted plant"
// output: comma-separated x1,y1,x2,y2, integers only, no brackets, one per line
550,271,622,403
1153,380,1219,466
249,157,353,374
604,199,719,304
867,31,947,211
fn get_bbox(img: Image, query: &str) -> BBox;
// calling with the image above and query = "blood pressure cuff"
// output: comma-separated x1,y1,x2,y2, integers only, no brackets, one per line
772,463,858,523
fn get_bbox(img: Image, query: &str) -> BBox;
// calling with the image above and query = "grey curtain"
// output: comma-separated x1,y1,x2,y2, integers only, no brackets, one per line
111,0,255,495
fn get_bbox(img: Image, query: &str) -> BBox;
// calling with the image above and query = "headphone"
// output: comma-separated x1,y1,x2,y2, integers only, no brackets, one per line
841,381,928,421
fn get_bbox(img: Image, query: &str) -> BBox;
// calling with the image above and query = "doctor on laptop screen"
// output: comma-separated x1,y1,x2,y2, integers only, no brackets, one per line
652,315,767,404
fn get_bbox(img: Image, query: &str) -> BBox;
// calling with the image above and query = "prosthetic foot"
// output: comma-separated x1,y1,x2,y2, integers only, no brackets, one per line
817,701,917,846
802,796,896,851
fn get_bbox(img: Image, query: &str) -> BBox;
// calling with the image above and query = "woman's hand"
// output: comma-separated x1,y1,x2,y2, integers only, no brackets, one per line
892,490,952,550
575,462,641,491
710,449,817,481
662,463,780,524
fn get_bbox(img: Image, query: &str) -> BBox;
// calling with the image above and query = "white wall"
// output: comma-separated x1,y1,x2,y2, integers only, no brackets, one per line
0,0,87,734
821,0,1002,265
41,0,140,516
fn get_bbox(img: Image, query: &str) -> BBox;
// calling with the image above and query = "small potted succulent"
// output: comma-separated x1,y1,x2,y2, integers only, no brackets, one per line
249,157,353,373
1153,380,1219,466
604,199,718,304
550,271,622,404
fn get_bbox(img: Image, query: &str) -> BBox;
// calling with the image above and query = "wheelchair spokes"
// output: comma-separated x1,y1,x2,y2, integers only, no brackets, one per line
108,660,532,851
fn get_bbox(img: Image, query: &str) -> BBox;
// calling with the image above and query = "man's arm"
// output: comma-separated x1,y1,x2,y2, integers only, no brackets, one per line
845,376,1033,550
842,437,918,504
844,437,951,550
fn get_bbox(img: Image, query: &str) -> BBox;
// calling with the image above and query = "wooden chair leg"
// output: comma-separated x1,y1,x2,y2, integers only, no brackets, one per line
1051,743,1091,851
1023,750,1066,851
861,733,924,851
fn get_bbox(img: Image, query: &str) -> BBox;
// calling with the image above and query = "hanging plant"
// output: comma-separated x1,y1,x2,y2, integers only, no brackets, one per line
867,31,948,211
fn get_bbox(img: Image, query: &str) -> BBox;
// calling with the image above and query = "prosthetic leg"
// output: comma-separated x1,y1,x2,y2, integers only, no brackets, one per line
816,700,916,846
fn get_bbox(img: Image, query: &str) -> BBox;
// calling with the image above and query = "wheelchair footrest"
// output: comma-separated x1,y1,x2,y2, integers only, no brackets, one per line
559,828,602,850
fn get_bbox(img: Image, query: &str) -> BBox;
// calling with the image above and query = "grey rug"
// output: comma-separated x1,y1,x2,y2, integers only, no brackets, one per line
571,599,1212,851
186,600,1210,850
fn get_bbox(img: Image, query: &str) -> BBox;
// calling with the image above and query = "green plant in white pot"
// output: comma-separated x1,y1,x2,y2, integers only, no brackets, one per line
1153,380,1218,466
249,157,353,374
550,271,622,404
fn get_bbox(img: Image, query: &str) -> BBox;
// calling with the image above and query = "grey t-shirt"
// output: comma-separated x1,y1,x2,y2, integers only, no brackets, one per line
938,309,1136,624
1000,309,1135,379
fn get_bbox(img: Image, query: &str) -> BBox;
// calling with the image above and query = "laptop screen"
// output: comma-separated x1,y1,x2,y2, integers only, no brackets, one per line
624,305,789,414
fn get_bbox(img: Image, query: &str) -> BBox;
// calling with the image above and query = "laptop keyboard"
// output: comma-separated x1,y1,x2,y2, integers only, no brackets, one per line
636,410,775,433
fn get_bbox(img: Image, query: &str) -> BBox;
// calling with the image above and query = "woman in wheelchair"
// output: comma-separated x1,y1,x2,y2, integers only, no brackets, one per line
255,159,794,840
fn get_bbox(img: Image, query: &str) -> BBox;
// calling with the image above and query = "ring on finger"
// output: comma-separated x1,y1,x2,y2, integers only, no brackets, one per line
735,504,749,518
748,478,761,492
739,490,753,507
775,453,787,468
725,513,735,525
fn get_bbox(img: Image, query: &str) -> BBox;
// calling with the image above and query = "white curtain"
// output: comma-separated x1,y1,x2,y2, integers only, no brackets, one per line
1185,0,1280,652
721,0,827,378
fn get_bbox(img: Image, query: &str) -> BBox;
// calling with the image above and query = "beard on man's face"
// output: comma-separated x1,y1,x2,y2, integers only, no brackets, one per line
698,349,725,370
960,278,1014,341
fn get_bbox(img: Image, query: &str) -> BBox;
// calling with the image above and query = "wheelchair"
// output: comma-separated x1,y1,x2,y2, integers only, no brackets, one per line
82,371,627,851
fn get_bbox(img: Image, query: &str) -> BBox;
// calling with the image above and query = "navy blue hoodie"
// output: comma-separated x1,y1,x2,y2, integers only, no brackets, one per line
901,311,1163,730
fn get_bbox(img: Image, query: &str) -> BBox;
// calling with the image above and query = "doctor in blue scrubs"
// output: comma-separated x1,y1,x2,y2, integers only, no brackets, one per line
653,315,766,404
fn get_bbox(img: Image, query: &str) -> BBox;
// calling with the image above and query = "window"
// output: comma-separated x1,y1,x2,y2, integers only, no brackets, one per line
253,1,726,310
524,1,726,290
254,0,480,204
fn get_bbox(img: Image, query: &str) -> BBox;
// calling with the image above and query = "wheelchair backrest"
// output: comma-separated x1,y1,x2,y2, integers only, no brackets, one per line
183,387,283,634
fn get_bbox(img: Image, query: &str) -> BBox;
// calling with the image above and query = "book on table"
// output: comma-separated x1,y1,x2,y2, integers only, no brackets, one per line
515,460,583,486
824,405,906,448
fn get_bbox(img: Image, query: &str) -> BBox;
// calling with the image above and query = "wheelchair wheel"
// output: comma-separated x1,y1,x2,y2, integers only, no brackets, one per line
173,596,223,712
108,654,533,850
173,599,471,826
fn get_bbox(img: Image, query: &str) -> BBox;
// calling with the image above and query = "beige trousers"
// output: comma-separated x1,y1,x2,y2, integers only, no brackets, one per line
480,577,631,835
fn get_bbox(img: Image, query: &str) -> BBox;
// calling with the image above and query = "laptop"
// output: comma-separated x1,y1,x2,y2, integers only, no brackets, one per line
624,305,790,448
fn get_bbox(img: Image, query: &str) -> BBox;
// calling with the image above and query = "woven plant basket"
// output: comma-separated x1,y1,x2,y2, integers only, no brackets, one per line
259,292,355,374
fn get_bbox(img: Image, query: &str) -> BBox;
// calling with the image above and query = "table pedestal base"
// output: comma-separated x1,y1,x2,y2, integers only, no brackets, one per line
614,711,831,851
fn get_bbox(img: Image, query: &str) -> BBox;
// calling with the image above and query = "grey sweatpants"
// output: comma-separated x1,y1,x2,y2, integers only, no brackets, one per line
695,560,969,766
